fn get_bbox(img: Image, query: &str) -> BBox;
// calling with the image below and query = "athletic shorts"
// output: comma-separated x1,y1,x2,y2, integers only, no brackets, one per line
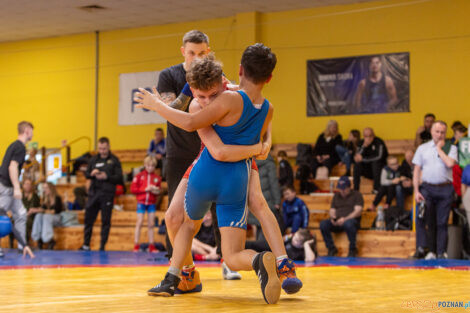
184,149,252,230
183,157,257,179
137,203,156,214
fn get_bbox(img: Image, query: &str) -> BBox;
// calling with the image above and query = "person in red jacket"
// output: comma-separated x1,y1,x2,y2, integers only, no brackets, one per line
130,156,161,252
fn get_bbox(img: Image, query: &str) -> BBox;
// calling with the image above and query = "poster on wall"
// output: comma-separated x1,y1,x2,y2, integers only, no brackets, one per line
306,52,409,116
119,71,165,125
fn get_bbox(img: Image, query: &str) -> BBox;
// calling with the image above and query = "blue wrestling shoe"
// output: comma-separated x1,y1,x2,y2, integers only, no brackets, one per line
277,258,303,294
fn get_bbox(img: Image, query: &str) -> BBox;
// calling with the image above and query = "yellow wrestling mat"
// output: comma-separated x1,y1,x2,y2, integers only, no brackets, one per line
1,266,469,312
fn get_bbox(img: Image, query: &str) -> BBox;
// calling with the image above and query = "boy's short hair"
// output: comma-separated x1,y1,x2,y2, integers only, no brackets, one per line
241,43,277,84
277,150,287,158
282,185,296,194
183,30,209,45
155,127,164,133
98,137,110,145
144,156,157,166
296,229,313,243
386,155,398,163
186,54,223,91
18,121,33,134
424,113,436,119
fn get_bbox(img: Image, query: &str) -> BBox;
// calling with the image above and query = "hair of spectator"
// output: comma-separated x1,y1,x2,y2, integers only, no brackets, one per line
241,43,277,84
144,155,157,166
432,120,447,129
324,120,338,137
186,54,223,91
424,113,436,119
350,129,361,140
277,150,288,158
297,229,313,242
183,30,209,45
282,185,296,194
451,120,464,130
18,121,33,134
155,127,164,133
98,137,110,145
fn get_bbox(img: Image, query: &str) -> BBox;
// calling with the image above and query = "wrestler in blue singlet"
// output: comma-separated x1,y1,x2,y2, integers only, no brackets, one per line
184,90,269,229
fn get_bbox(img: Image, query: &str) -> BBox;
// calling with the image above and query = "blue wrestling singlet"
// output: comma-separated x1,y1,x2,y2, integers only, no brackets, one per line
184,90,269,229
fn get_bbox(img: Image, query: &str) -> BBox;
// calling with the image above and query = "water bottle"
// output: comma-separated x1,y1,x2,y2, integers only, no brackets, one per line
376,205,385,231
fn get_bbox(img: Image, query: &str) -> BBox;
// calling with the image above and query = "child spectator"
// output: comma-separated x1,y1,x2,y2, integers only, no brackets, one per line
277,150,294,188
192,211,220,261
397,150,414,209
22,178,41,243
31,182,64,249
282,186,309,233
370,156,401,211
147,128,166,177
283,229,317,262
335,129,361,176
64,187,87,211
130,156,161,252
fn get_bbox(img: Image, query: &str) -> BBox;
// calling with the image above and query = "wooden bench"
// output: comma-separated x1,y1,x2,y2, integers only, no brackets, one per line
272,139,415,161
311,229,416,258
112,149,148,163
299,194,413,211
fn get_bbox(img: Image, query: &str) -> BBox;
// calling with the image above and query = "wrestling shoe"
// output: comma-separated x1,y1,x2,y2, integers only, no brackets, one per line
147,273,181,297
277,258,303,294
133,244,140,252
175,267,202,294
252,252,281,304
222,261,242,280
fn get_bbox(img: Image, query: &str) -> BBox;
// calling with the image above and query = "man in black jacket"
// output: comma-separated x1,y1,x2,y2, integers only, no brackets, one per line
353,127,388,192
80,137,123,251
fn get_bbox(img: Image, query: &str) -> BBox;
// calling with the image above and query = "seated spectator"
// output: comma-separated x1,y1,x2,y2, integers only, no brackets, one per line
130,156,161,253
311,120,343,178
452,124,467,146
320,176,363,257
283,229,317,262
277,150,294,188
31,182,64,249
462,165,470,233
415,113,435,147
22,178,41,243
147,128,166,177
282,186,309,233
335,129,361,176
192,211,220,261
22,148,41,183
450,121,465,144
370,156,401,211
397,149,414,210
64,187,88,211
353,127,388,192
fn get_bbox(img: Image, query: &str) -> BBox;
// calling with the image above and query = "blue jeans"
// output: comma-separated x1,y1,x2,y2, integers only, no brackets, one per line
320,218,359,251
285,214,303,233
335,145,351,173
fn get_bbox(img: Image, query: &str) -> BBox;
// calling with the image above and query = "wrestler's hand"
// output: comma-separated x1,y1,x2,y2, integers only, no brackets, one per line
134,87,164,112
256,142,270,160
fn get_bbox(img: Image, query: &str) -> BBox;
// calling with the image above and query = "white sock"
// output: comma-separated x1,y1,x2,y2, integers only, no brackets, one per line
276,255,288,267
168,266,181,277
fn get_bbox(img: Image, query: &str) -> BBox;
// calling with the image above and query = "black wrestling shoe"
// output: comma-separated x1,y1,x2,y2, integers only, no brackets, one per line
147,272,181,297
252,252,281,304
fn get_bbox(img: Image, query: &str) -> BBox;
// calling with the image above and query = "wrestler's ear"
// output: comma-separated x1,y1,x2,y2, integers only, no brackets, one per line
265,74,273,84
238,64,243,77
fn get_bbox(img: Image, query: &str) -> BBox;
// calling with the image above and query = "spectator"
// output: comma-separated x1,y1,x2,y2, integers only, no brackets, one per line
64,187,87,211
450,121,465,144
415,113,435,147
0,121,33,251
320,176,363,257
353,127,388,193
130,156,161,253
148,128,166,176
192,211,220,261
335,129,361,176
282,186,309,233
369,156,401,211
80,137,123,251
247,154,282,234
397,149,414,210
277,150,293,188
451,125,467,200
22,148,40,183
22,178,41,243
31,182,63,249
413,121,457,260
283,229,317,262
311,120,343,178
462,165,470,234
